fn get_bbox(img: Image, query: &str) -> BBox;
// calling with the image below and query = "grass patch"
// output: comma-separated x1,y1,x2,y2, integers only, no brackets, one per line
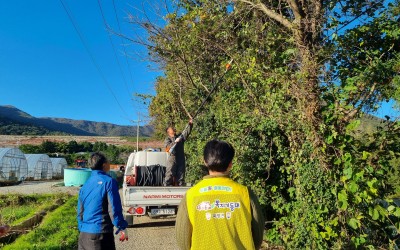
0,194,70,226
3,196,79,250
0,194,68,226
0,206,37,226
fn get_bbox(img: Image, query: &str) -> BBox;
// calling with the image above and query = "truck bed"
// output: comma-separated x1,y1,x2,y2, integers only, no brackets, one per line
123,185,190,207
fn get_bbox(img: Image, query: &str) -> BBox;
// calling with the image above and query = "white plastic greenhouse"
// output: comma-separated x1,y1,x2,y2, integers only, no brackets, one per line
0,148,28,184
50,158,67,178
25,154,53,180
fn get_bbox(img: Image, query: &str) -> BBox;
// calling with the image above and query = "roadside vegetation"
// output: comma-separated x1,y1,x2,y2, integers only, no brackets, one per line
2,195,78,250
134,0,400,248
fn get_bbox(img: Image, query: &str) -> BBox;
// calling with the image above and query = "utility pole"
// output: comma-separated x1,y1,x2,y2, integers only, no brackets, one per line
131,113,142,152
136,112,141,152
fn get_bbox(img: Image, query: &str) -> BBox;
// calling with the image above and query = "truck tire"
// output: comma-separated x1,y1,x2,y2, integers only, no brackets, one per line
124,214,134,226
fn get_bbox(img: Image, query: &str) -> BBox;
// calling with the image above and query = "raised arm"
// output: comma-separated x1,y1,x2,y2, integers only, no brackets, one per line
181,119,193,141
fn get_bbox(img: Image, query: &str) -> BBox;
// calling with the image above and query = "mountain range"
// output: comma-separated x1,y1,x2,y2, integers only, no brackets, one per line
0,105,153,137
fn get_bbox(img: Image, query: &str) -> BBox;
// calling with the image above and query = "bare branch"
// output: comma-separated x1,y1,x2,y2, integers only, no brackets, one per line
173,71,193,119
285,0,304,20
235,0,293,30
342,82,378,123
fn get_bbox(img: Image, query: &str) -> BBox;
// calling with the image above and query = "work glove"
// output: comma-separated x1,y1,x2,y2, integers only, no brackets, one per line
175,138,181,143
115,228,128,242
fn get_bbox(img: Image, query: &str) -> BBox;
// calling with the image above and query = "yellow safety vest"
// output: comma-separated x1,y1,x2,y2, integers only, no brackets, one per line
186,176,255,250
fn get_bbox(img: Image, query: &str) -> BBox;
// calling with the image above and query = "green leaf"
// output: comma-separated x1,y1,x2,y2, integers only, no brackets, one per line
354,171,364,181
338,190,348,210
346,119,361,131
348,181,359,193
327,135,334,144
372,208,379,220
394,208,400,217
362,151,371,160
334,158,341,165
343,167,353,180
348,218,359,229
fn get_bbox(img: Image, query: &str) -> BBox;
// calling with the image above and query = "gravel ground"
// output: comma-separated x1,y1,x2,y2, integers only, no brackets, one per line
115,216,178,250
0,180,80,195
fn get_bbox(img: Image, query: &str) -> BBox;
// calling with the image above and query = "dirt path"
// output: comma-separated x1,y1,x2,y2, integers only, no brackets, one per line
0,181,79,195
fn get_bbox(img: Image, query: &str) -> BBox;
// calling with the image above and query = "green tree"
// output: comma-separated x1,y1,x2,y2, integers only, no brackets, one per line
131,0,400,247
19,144,41,154
93,142,108,152
56,142,69,154
67,140,80,154
40,140,57,153
80,141,93,152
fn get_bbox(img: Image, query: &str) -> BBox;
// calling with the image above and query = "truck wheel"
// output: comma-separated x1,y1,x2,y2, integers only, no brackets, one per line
124,214,134,226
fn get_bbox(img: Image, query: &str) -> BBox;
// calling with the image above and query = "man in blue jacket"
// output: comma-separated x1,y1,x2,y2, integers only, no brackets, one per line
77,152,128,250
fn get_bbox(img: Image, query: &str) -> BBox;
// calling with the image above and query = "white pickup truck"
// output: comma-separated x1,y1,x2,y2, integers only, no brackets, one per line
122,150,190,225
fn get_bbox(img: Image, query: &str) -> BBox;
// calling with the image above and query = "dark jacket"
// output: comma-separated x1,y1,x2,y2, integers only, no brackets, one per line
165,123,193,159
77,170,127,234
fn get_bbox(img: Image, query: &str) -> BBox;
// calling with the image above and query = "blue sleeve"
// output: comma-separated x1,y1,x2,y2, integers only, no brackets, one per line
77,191,82,229
107,179,128,230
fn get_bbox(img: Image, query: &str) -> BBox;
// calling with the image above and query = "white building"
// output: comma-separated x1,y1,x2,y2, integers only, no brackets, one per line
25,154,53,180
0,148,28,182
50,158,67,178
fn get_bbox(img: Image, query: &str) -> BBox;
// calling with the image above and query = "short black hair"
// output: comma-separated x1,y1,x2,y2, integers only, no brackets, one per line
203,140,235,172
166,125,176,133
89,152,108,170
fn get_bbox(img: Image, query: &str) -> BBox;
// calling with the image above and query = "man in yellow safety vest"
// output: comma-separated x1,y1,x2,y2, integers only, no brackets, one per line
176,139,264,250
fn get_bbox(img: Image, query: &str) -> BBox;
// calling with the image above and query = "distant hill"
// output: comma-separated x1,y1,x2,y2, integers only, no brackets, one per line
0,105,153,137
358,114,387,134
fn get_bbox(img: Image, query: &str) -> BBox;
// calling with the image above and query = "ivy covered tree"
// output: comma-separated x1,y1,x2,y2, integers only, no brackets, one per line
129,0,400,248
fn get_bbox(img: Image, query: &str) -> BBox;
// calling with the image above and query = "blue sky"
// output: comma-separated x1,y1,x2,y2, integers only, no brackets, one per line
0,0,162,126
0,1,398,127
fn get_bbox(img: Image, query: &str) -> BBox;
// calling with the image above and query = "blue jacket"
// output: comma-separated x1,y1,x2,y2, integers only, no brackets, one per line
77,170,127,234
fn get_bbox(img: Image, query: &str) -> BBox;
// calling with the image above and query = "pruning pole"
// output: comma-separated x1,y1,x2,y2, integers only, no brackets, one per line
168,59,234,154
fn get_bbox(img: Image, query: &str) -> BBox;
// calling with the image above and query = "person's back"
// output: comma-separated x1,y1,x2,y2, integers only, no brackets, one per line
78,170,116,233
186,175,254,249
176,140,264,250
77,153,128,250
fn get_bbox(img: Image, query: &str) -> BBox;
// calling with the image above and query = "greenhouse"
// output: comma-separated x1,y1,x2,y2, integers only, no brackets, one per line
50,157,67,178
25,154,53,180
0,148,28,184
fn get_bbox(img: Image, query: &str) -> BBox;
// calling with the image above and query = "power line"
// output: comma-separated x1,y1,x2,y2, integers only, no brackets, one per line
112,0,135,93
97,0,133,102
59,0,130,120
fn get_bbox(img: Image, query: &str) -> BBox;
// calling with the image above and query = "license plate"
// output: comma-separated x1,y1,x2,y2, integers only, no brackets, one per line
150,208,175,215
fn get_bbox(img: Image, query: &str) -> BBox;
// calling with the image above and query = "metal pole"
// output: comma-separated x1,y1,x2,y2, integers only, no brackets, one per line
136,112,140,152
168,59,234,155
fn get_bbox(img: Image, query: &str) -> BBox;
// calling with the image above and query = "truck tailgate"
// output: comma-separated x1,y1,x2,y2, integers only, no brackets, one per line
123,186,190,206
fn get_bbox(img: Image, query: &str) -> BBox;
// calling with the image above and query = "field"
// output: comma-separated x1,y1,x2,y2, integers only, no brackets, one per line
0,183,181,250
1,195,78,250
0,135,163,148
0,193,77,249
